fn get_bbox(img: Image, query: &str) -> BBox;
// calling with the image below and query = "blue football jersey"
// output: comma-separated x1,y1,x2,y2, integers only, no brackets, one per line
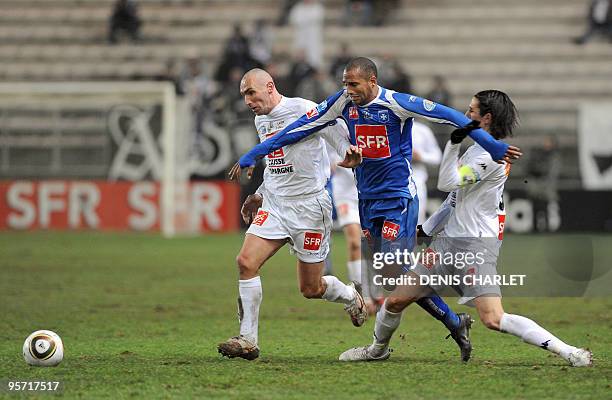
239,86,509,200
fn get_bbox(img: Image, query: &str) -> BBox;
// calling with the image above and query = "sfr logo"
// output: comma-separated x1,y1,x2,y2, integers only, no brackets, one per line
304,232,323,250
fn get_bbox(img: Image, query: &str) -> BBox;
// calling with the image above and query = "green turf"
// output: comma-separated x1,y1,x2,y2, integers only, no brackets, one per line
0,232,610,399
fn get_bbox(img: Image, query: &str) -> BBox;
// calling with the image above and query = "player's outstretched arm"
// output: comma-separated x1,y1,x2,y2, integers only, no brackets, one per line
238,90,349,169
391,93,521,163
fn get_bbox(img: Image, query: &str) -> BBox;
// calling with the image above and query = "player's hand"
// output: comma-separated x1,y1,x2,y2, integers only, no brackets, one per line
241,193,263,224
228,162,254,182
450,120,481,144
497,145,522,164
337,145,362,168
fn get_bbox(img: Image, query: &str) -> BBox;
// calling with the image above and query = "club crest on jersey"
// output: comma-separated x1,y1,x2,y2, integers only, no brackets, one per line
316,100,328,113
423,99,436,111
349,106,359,119
378,110,389,122
382,221,400,241
304,232,323,250
252,210,269,226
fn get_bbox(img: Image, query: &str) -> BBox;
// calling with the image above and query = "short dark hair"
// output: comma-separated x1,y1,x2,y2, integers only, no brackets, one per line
474,90,519,139
345,57,378,79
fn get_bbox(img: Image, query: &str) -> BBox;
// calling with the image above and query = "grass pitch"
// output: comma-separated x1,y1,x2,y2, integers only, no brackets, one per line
0,232,610,399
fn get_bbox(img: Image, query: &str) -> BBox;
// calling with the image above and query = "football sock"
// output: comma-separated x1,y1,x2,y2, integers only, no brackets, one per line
370,301,402,355
500,313,577,359
347,259,361,283
238,276,262,345
321,275,355,304
416,295,461,331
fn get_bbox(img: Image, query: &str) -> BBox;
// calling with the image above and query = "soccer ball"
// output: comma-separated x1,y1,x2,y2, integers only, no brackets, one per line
23,330,63,367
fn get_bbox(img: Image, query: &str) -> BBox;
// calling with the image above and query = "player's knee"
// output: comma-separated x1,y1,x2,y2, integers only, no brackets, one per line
235,253,257,277
385,295,412,313
480,311,502,331
347,236,360,254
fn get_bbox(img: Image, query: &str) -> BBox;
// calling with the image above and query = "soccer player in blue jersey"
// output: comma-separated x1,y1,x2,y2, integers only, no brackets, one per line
230,57,522,361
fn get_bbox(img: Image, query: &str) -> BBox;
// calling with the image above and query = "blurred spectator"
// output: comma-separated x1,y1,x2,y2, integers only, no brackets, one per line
573,0,612,45
215,24,257,83
426,75,452,106
289,0,325,68
211,67,251,127
344,0,373,26
264,60,292,95
277,0,300,26
182,57,214,133
108,0,141,44
250,19,274,66
372,0,400,26
526,136,561,232
329,42,352,81
286,50,316,96
155,59,185,96
377,55,412,93
295,69,336,103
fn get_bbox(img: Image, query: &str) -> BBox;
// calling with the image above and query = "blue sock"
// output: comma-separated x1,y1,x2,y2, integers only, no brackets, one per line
416,295,460,331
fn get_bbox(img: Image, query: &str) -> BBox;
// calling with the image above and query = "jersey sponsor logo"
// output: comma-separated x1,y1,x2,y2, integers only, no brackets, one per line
304,231,323,250
349,106,359,119
497,213,506,240
355,125,391,159
382,220,400,241
306,107,319,119
378,110,389,123
408,96,417,102
362,109,373,119
252,210,269,226
423,99,436,111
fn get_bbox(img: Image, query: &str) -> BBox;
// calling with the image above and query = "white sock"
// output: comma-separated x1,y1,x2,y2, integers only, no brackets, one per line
238,276,262,345
347,260,362,283
321,275,355,304
370,301,402,355
500,313,577,360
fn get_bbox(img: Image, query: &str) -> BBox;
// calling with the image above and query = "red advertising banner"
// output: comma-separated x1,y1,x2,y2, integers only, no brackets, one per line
0,180,239,232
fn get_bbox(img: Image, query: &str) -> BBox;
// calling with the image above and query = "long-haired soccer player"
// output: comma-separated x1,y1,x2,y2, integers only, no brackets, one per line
339,90,592,367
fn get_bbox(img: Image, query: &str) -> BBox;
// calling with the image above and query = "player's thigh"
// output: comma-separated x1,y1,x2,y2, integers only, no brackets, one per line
285,193,332,264
237,233,287,274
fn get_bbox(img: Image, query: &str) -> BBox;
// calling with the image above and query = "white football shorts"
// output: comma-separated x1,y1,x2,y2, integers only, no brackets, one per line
246,189,332,263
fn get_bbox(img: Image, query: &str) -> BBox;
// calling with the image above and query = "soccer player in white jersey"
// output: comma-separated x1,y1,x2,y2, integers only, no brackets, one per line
411,120,442,224
218,69,367,360
339,90,593,367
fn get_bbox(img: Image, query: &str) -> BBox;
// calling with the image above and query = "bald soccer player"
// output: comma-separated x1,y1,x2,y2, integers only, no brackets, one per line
218,69,366,360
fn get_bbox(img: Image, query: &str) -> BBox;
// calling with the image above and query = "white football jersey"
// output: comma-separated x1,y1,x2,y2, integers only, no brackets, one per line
433,141,510,238
255,96,350,197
